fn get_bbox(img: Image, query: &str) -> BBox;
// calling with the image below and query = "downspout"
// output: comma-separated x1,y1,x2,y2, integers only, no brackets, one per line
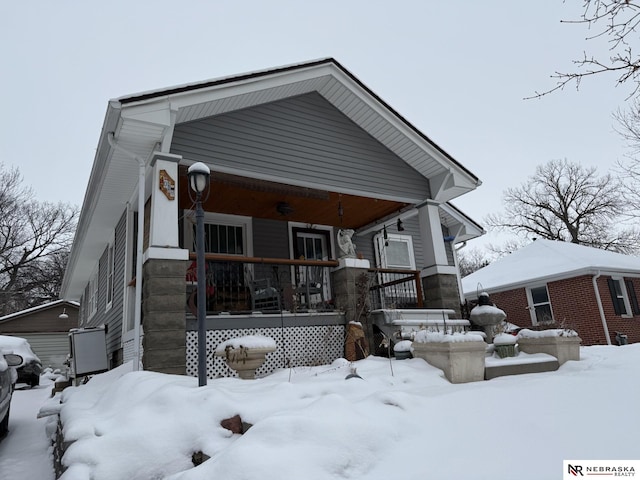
107,132,146,371
592,271,612,345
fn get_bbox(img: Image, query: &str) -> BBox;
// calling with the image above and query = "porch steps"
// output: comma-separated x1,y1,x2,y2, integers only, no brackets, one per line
484,353,559,380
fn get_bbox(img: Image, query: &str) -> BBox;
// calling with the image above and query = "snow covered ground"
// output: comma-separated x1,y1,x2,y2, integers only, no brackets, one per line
0,375,55,480
1,345,639,480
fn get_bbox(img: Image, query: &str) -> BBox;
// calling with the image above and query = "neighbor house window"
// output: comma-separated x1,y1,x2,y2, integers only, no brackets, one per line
607,277,640,316
527,285,554,325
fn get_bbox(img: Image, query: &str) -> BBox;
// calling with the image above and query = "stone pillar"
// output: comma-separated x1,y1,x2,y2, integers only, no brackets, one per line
417,200,462,316
422,273,462,315
331,258,373,353
142,258,189,374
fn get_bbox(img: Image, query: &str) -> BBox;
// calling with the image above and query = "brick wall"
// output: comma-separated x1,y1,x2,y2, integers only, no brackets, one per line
485,275,640,346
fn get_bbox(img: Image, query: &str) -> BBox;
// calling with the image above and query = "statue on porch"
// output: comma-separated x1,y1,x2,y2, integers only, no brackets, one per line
337,229,357,258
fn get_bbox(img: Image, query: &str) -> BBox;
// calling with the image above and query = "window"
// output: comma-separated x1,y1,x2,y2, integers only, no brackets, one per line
607,277,640,316
105,241,115,311
374,233,416,270
202,224,244,255
184,212,252,256
527,285,554,325
88,268,98,319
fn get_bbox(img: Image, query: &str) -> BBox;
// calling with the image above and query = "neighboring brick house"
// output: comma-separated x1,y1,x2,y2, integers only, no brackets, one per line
461,239,640,346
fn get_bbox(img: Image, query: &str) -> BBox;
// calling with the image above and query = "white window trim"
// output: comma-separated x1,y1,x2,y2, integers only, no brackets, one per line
88,267,99,320
184,211,253,257
611,276,633,318
123,206,137,338
526,284,554,325
105,236,115,312
287,222,335,260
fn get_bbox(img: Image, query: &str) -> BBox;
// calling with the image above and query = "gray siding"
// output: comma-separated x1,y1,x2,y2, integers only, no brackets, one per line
171,92,430,201
252,218,289,258
356,216,456,269
81,211,127,358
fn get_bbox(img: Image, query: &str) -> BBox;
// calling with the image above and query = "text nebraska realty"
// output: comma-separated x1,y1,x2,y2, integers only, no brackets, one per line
569,464,635,476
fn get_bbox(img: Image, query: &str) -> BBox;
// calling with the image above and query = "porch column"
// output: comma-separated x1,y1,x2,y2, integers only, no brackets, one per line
142,152,190,374
146,152,185,259
417,200,461,314
331,258,373,355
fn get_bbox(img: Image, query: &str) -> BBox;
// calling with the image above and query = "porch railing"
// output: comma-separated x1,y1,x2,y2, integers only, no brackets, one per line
368,268,424,310
186,253,339,315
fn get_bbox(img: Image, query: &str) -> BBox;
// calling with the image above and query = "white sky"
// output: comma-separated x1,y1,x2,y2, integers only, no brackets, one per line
0,1,630,250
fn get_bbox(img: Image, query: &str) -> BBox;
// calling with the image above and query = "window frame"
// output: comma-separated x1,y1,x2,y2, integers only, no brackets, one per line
105,237,115,312
184,212,253,257
374,232,416,270
607,277,635,317
526,284,554,325
88,267,99,320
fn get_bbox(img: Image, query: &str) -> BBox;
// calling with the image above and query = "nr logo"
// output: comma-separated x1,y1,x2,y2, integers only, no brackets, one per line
568,464,583,476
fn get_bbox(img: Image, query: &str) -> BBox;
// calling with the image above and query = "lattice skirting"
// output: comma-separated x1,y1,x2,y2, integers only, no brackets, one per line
122,335,143,365
186,325,346,378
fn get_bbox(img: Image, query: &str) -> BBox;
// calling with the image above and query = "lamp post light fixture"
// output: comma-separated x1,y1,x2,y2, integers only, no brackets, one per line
187,161,211,387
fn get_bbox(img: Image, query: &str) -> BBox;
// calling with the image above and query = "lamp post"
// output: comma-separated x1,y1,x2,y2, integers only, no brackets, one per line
187,161,211,387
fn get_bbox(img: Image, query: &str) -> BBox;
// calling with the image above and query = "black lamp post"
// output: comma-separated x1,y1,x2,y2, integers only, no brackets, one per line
187,161,211,386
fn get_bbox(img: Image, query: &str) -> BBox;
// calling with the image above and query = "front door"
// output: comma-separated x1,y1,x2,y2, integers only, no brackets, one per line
292,227,332,308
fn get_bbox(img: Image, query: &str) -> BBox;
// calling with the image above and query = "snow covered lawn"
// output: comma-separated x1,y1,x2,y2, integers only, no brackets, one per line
0,376,55,480
3,345,640,480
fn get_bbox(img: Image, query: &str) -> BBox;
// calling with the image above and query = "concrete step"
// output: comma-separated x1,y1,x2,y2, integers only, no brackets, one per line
484,352,559,380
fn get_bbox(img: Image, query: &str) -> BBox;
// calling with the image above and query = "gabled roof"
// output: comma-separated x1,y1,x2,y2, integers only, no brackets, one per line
62,58,482,300
0,300,79,323
461,239,640,297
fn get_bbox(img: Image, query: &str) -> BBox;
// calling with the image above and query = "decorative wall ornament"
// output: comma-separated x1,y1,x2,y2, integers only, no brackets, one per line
159,169,176,200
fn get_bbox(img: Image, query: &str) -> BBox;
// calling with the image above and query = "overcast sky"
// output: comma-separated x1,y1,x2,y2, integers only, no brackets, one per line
0,1,630,251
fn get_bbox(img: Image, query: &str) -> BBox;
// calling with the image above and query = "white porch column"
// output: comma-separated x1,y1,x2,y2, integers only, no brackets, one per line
146,152,189,261
417,200,461,313
417,200,451,274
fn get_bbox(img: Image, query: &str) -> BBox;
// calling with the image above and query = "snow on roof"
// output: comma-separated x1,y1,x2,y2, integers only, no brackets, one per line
462,239,640,297
0,300,80,323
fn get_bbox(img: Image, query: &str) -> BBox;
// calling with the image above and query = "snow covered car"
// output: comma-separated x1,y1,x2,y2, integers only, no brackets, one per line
0,336,42,387
0,352,22,438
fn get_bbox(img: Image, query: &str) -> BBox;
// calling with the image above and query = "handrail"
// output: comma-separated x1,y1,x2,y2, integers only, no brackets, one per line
367,268,424,308
188,253,339,267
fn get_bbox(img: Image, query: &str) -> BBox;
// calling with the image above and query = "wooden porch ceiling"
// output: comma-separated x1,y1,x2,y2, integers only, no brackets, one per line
178,170,410,229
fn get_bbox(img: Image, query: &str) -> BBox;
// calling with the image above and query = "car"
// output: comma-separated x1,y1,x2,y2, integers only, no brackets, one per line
0,336,43,387
0,352,22,438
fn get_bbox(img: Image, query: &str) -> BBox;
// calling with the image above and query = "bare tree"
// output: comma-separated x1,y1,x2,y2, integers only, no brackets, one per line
532,1,640,99
485,159,640,253
614,99,640,214
457,247,492,278
0,164,78,316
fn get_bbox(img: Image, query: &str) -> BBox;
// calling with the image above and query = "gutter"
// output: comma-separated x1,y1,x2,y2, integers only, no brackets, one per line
106,132,146,371
592,271,612,345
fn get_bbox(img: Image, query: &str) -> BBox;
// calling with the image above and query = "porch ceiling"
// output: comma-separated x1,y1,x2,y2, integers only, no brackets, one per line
178,170,408,229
